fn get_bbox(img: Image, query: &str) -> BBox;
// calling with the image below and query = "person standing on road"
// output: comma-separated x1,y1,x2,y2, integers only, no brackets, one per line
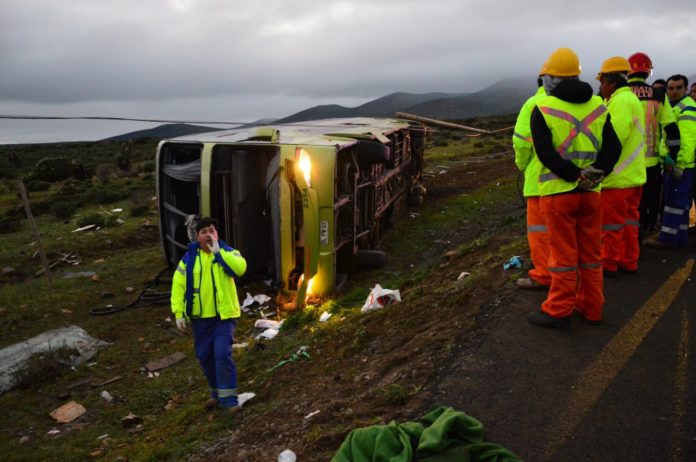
171,217,247,413
626,52,679,238
645,74,696,249
527,48,621,330
513,66,551,290
596,56,647,276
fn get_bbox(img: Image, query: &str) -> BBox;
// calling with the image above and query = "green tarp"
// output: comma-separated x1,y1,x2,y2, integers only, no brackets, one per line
332,406,522,462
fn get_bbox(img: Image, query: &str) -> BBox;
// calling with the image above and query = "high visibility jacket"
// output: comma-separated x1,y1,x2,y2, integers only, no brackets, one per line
513,87,547,197
669,96,696,169
171,240,247,320
628,77,676,167
602,87,646,189
535,95,608,196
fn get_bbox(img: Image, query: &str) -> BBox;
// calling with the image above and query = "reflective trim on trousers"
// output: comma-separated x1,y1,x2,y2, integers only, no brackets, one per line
549,266,578,273
625,219,640,227
528,224,548,232
217,387,238,398
580,262,602,269
602,223,624,231
661,225,678,235
664,206,685,216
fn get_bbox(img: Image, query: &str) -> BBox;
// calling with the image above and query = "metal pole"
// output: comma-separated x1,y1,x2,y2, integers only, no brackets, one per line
395,111,493,135
17,179,53,288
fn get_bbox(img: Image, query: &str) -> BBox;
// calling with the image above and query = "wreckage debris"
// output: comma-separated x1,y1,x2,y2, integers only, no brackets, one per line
144,351,186,372
50,401,86,423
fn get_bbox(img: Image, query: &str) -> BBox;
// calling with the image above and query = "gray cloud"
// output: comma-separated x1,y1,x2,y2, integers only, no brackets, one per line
2,0,696,121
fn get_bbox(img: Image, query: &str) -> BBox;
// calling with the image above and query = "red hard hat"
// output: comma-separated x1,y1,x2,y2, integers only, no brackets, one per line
628,52,652,74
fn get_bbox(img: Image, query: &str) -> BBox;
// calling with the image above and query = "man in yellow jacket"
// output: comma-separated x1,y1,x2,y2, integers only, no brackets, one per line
513,69,551,290
596,57,646,276
171,217,247,412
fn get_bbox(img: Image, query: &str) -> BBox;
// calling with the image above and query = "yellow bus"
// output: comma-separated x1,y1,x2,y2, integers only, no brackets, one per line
156,117,426,306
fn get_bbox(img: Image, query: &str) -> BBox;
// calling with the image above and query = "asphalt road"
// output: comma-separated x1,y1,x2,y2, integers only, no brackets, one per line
430,237,696,461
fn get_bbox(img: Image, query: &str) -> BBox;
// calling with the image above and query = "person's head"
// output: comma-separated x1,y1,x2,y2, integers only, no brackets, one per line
666,74,689,101
690,83,696,100
627,52,652,79
596,56,631,99
541,48,580,94
196,217,219,250
652,79,666,90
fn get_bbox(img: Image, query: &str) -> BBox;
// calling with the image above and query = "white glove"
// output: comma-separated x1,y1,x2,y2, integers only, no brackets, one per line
208,238,220,254
175,317,187,331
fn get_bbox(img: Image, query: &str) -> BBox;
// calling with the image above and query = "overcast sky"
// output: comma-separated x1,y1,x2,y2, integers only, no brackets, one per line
2,0,696,125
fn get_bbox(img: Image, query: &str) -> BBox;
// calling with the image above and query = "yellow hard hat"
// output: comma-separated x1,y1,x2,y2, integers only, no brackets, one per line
596,56,632,80
544,48,581,77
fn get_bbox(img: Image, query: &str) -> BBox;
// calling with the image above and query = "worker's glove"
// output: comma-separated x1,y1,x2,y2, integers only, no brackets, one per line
672,167,684,181
578,167,604,190
208,238,220,254
175,317,187,331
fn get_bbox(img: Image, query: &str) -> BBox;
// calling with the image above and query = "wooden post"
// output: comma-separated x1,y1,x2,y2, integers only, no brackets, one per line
395,111,493,135
17,179,53,288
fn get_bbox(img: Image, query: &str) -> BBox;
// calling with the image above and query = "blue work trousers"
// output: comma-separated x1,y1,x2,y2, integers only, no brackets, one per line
659,168,695,247
192,317,238,407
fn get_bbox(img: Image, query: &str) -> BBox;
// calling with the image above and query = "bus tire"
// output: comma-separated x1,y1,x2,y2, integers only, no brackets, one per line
355,249,387,269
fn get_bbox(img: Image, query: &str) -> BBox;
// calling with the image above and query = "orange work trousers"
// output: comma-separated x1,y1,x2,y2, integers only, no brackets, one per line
601,187,642,272
526,196,551,285
540,191,604,321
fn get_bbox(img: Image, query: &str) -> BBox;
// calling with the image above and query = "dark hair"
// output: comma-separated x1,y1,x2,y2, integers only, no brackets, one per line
603,73,628,88
667,74,689,88
652,78,667,88
196,217,219,233
536,77,543,87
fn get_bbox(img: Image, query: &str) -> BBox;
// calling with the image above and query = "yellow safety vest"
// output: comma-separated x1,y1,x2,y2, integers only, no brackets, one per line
513,87,547,197
602,87,646,189
672,96,696,169
535,95,608,196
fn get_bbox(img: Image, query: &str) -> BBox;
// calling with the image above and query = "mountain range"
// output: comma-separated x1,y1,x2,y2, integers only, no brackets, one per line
105,76,541,140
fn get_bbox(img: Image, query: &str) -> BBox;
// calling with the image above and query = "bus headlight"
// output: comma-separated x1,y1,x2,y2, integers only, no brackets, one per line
297,148,312,187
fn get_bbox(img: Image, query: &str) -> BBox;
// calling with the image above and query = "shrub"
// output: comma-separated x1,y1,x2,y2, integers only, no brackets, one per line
31,157,73,182
84,186,125,205
76,213,105,228
55,179,90,198
0,216,22,234
140,161,155,174
94,164,117,183
51,201,78,220
25,180,51,192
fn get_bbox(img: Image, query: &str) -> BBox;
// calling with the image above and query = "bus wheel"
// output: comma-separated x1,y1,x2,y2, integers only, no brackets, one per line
356,250,387,269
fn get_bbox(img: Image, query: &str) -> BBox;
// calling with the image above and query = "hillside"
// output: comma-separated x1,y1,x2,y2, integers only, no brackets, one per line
277,78,537,123
101,123,229,142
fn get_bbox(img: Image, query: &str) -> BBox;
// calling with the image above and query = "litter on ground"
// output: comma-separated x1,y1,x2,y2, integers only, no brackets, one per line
361,284,402,313
503,256,522,270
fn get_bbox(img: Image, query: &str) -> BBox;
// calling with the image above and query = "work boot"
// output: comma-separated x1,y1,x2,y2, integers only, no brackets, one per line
527,311,571,331
226,405,242,416
205,398,219,410
516,277,548,290
644,237,671,249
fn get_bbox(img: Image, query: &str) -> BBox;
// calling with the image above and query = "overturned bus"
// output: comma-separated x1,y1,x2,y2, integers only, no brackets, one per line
156,117,426,306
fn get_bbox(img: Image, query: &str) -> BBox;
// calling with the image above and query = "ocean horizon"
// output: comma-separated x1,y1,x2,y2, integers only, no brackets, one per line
0,119,168,145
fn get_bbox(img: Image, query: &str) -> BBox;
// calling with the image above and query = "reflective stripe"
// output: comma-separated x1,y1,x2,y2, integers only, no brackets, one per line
539,172,560,183
679,224,689,230
603,223,624,231
666,140,680,146
661,225,678,235
217,388,238,398
549,266,577,273
580,262,601,269
664,206,685,215
176,266,186,275
563,151,598,161
527,225,548,232
611,116,645,176
540,105,607,155
514,132,532,142
680,115,696,122
232,250,242,257
625,219,640,227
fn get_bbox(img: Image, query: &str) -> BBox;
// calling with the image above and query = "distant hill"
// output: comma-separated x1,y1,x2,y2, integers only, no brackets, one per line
101,123,232,142
276,91,465,123
277,79,538,123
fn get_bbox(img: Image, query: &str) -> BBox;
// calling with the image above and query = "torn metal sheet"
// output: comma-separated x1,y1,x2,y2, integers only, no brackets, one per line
144,351,186,372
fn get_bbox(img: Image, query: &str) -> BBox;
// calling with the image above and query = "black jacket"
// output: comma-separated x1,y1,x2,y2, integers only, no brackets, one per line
530,79,621,183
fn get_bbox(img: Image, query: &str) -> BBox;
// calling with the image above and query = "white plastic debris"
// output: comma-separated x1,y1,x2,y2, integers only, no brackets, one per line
254,319,283,330
319,311,332,322
304,410,321,419
457,272,471,280
242,292,272,308
72,224,97,233
100,390,113,403
110,208,123,213
278,449,297,462
242,292,255,309
257,328,279,340
232,342,249,349
47,428,61,435
361,284,402,313
238,392,256,407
